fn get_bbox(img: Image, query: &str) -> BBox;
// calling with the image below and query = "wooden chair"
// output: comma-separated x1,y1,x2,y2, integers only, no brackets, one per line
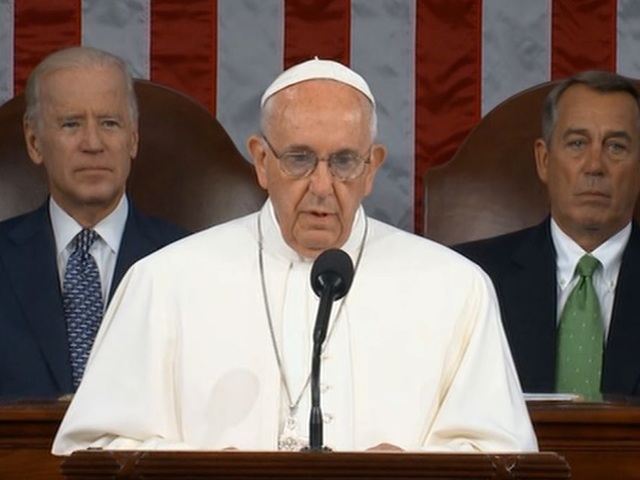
423,80,640,246
423,82,554,246
0,80,266,231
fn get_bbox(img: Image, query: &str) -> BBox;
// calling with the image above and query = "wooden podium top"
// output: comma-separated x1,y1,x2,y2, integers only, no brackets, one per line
529,398,640,444
0,400,66,447
61,449,569,479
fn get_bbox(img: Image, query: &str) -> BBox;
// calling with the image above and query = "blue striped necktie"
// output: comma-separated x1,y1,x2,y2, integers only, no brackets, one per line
63,228,104,389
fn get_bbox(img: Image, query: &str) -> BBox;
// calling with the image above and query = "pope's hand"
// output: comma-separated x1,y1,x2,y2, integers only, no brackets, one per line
365,443,403,452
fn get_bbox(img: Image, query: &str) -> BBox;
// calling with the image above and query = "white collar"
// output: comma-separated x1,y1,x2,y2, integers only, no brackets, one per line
551,217,630,285
258,198,367,264
50,195,129,255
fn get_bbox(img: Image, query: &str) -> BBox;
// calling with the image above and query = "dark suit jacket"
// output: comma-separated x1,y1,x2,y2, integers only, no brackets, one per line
454,218,640,396
0,199,189,399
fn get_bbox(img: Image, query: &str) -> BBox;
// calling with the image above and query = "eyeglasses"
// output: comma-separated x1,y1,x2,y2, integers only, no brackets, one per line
262,135,371,181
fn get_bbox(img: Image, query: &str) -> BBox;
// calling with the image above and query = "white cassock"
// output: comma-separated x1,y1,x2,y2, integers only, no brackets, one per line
52,200,538,454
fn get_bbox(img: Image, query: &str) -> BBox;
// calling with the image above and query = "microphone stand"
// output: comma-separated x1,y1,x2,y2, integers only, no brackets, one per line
305,281,335,452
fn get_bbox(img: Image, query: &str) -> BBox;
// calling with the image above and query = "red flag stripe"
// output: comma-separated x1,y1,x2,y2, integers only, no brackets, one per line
551,0,617,78
150,0,217,112
13,0,81,95
415,0,482,233
284,0,350,68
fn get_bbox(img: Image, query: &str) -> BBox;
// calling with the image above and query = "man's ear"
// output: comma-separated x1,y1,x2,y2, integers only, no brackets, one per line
363,143,387,197
24,120,44,165
534,138,550,185
247,134,269,190
129,127,139,159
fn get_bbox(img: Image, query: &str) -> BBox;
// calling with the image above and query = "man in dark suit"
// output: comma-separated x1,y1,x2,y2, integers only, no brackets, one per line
455,71,640,398
0,47,188,399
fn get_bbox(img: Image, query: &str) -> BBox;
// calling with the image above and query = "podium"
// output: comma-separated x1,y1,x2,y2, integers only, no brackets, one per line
60,450,569,479
0,400,65,480
530,400,640,480
5,399,640,479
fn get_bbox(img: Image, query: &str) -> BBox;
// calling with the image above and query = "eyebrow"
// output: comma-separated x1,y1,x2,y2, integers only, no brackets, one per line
603,130,633,142
281,144,314,152
57,114,84,121
280,145,361,156
562,127,633,142
561,128,589,139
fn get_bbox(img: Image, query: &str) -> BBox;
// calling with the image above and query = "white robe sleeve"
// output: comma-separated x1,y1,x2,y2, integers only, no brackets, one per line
52,260,195,454
420,268,538,452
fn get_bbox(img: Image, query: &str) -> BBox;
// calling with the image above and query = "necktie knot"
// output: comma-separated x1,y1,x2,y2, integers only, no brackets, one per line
74,229,99,259
576,254,599,278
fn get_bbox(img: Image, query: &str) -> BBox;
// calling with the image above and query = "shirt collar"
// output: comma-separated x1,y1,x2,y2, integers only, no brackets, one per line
259,198,367,265
50,195,129,255
551,217,630,287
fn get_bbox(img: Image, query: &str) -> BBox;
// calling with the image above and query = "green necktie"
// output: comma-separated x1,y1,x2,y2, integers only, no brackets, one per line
555,254,603,399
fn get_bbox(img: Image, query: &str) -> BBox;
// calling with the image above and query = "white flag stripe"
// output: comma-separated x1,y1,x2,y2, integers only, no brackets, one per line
4,1,640,231
81,0,150,80
0,0,14,103
481,0,550,115
217,0,283,160
616,0,640,79
352,0,416,229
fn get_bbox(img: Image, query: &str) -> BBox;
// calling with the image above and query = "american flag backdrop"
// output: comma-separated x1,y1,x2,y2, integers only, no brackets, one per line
1,0,640,234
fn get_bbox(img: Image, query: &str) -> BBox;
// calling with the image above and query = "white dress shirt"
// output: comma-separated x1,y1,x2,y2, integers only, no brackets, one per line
551,218,630,339
50,195,129,303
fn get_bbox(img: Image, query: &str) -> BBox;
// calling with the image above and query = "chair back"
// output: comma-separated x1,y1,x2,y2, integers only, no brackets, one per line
0,94,47,221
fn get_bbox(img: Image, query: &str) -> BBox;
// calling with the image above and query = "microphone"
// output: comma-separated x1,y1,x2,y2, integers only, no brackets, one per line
306,249,354,451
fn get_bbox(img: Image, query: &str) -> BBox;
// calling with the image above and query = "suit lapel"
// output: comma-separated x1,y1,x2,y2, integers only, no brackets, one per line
1,204,73,392
602,224,640,395
109,204,155,301
504,220,558,392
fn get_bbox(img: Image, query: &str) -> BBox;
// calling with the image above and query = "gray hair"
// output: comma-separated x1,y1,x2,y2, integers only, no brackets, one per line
24,46,138,129
541,70,640,145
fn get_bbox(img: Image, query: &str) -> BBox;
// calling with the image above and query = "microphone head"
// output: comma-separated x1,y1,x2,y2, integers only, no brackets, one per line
311,249,354,300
